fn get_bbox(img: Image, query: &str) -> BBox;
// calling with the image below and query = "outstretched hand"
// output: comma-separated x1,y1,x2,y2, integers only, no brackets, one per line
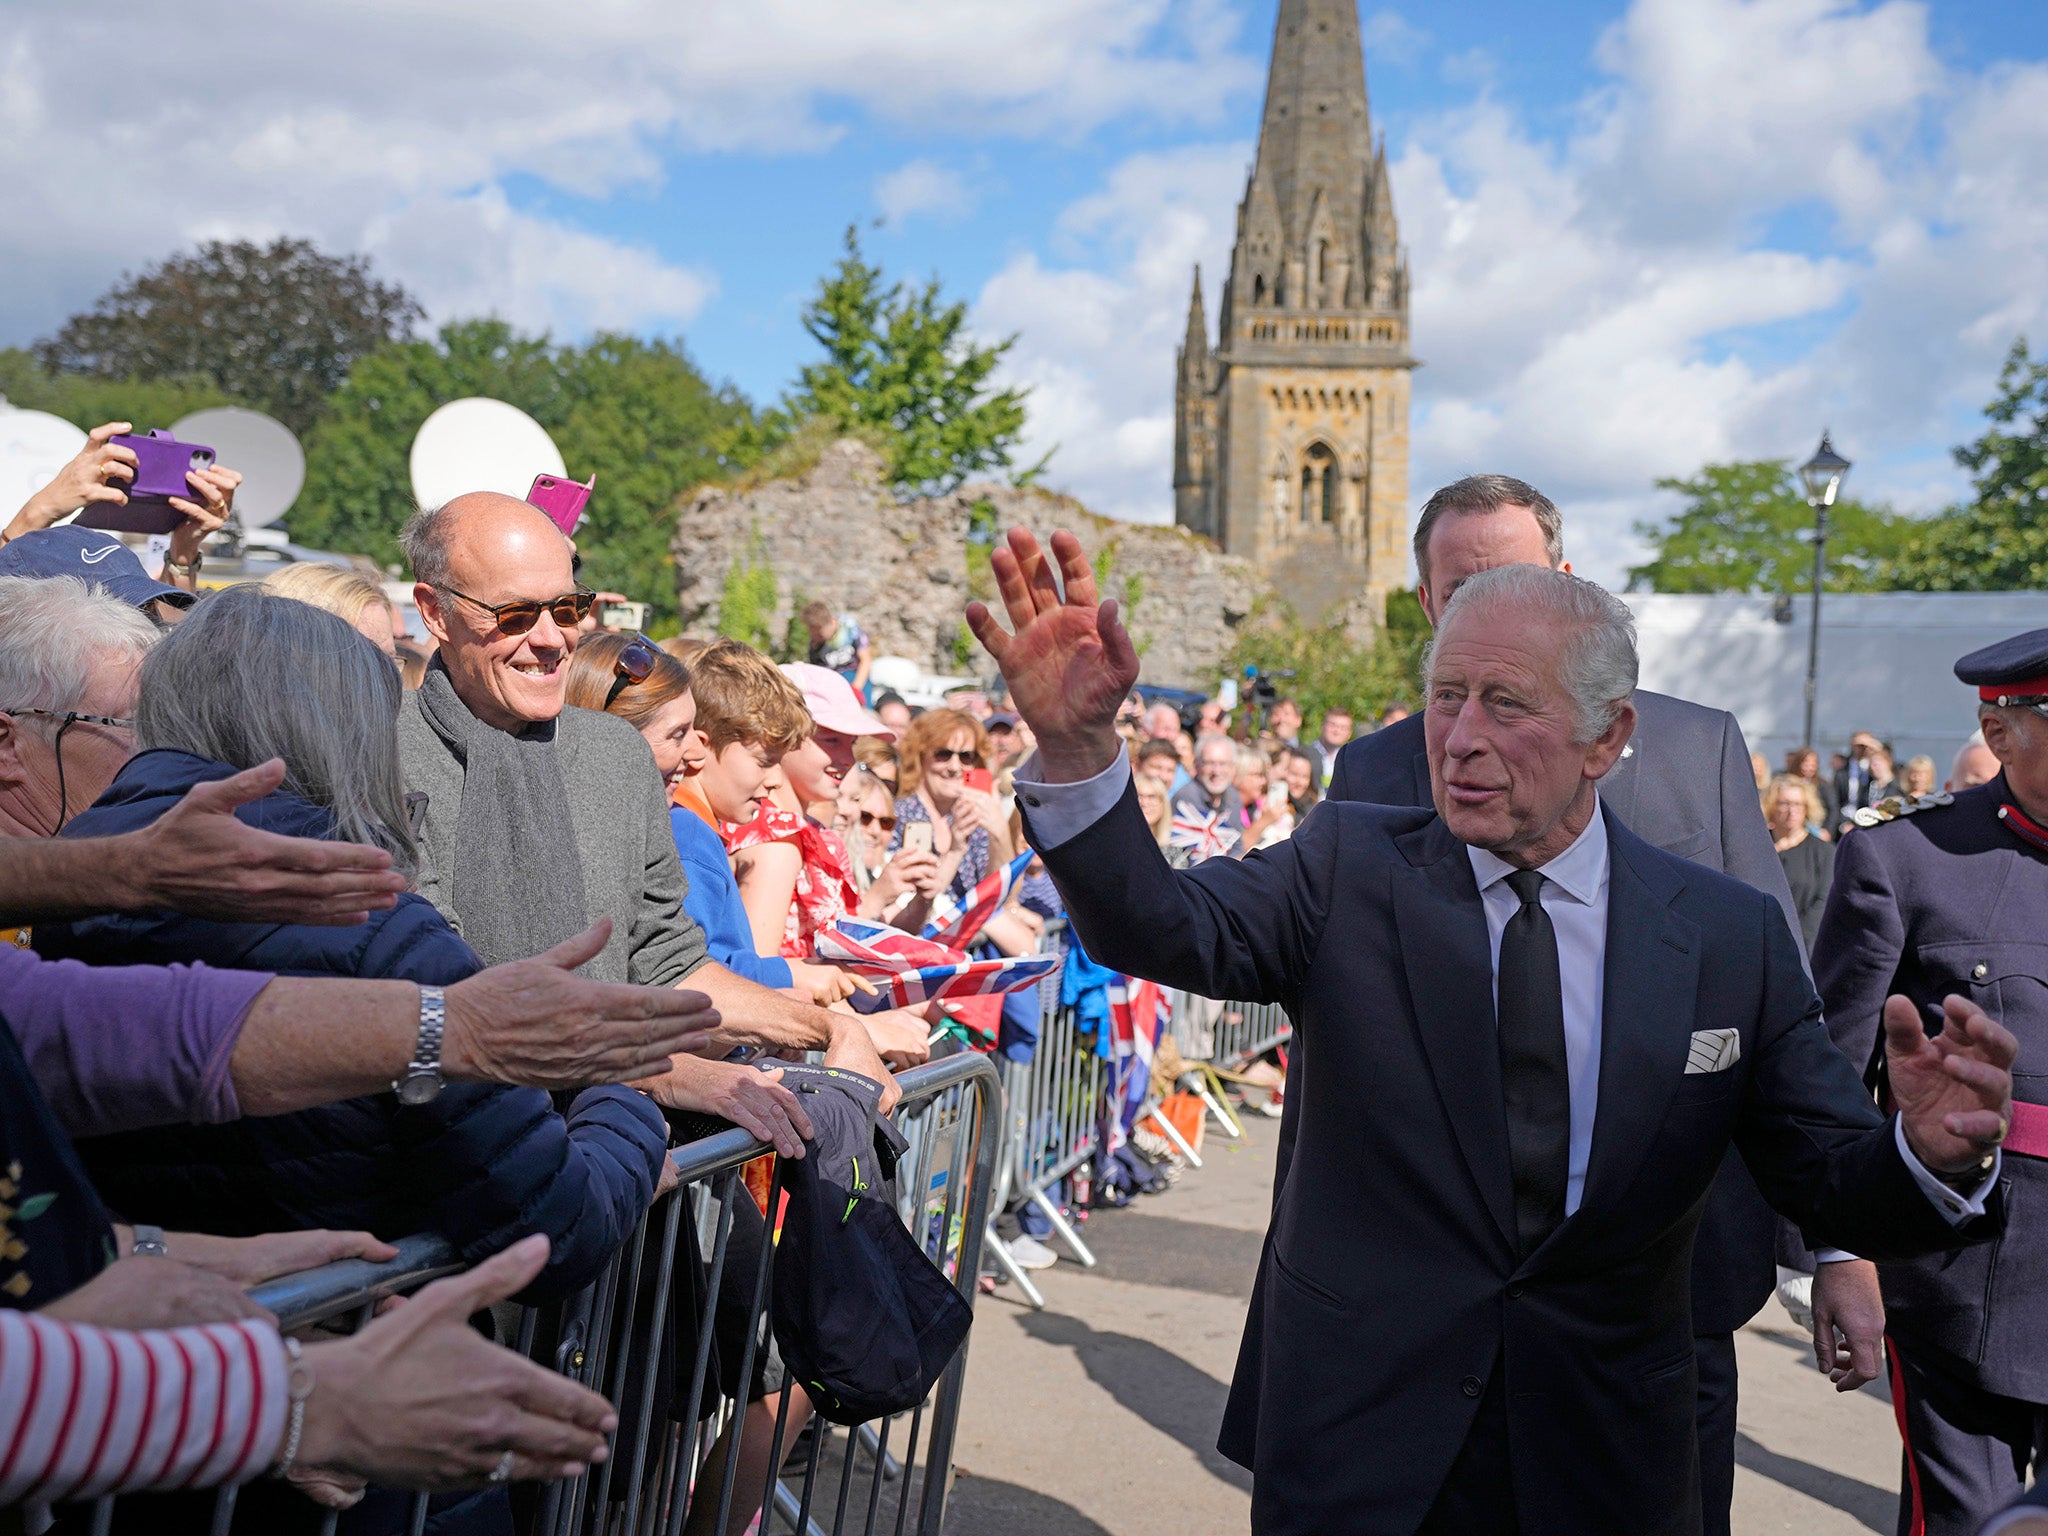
1885,994,2016,1175
964,528,1139,783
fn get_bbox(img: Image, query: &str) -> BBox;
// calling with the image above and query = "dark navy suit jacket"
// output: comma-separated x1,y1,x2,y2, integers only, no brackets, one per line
1031,785,1993,1536
1325,691,1800,1332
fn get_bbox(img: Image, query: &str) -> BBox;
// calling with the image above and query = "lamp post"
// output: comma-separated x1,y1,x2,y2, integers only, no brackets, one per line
1797,431,1852,752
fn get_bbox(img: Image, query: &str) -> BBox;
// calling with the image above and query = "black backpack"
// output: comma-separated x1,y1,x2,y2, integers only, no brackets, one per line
767,1063,974,1425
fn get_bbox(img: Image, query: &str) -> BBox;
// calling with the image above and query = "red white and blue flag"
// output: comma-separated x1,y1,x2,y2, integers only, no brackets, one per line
921,851,1035,946
816,916,1061,1010
1169,807,1239,862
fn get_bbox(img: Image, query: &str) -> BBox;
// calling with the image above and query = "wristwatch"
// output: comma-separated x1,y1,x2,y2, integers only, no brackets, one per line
163,550,202,579
130,1224,168,1258
393,985,447,1105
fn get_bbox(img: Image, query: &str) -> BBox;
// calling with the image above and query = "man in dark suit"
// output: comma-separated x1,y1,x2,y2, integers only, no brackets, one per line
1814,629,2048,1536
1837,730,1886,824
1321,474,1817,1535
966,529,2014,1535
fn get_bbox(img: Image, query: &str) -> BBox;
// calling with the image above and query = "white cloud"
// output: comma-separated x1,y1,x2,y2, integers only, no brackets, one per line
0,0,1255,346
982,0,2048,590
1361,10,1430,69
875,161,974,226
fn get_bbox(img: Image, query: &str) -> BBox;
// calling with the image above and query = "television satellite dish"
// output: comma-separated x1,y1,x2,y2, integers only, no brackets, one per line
171,407,304,530
409,398,565,512
0,405,88,528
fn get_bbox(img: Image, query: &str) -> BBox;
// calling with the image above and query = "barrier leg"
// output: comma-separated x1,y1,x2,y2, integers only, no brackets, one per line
1139,1099,1202,1168
984,1219,1046,1309
1192,1070,1244,1139
1029,1185,1096,1268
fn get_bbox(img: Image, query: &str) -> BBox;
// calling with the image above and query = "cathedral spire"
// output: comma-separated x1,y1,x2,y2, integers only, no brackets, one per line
1249,0,1372,246
1182,266,1208,359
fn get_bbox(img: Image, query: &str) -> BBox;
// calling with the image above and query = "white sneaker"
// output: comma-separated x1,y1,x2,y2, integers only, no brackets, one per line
1008,1235,1059,1270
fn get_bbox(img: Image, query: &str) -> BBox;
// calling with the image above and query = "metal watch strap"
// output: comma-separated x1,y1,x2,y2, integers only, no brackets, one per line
393,985,447,1102
164,551,202,578
130,1223,168,1258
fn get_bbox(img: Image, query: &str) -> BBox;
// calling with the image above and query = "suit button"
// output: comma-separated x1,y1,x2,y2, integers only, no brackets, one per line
1973,963,1989,980
1507,1284,1525,1299
1461,1376,1482,1397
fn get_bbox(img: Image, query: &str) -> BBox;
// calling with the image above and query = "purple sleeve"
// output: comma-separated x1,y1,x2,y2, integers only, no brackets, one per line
0,948,274,1138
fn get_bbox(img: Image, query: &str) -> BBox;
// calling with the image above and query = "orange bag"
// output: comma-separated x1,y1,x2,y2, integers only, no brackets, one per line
1145,1091,1206,1158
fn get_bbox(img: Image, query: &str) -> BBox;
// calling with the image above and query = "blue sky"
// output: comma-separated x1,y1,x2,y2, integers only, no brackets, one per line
4,0,2046,585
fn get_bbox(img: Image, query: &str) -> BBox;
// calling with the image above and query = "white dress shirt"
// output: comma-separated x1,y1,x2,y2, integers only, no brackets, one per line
1017,750,1998,1225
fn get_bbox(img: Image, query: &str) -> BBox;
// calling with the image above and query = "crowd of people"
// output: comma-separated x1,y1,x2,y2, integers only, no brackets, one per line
2,418,2042,1536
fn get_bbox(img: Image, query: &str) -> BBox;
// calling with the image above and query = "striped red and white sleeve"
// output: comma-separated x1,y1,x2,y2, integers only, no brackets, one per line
0,1310,287,1506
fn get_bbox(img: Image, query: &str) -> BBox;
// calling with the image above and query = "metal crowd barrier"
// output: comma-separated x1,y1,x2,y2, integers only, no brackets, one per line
77,1052,1002,1536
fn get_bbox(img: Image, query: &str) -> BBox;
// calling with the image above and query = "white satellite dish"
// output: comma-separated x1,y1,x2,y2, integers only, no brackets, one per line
171,407,305,530
0,405,88,528
408,398,565,512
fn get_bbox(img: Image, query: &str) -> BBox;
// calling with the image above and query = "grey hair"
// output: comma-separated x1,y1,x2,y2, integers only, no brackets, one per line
398,502,456,589
1194,731,1236,762
136,585,418,874
1424,564,1638,743
1412,475,1564,592
0,575,157,727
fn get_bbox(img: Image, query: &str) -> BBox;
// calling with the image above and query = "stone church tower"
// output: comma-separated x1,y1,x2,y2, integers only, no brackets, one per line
1173,0,1413,624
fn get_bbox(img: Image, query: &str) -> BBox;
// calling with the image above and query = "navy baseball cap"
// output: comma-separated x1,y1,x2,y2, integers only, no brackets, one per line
0,527,192,611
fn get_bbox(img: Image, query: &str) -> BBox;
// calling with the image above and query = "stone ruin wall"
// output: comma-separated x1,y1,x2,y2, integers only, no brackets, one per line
669,439,1263,689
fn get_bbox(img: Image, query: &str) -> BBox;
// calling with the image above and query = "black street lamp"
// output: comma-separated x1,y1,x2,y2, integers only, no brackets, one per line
1797,431,1853,752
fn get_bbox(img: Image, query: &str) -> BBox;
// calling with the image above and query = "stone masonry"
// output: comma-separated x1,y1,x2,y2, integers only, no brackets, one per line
671,438,1262,689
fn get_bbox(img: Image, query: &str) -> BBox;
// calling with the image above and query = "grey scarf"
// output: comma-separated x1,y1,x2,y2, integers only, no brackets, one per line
414,659,590,969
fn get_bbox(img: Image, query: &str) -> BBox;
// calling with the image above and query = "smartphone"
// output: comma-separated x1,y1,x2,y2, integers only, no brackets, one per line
962,767,994,795
76,430,216,536
527,472,594,536
904,823,934,855
597,599,648,631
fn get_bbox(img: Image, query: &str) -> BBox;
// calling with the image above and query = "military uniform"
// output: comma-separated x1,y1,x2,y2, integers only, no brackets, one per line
1813,631,2048,1536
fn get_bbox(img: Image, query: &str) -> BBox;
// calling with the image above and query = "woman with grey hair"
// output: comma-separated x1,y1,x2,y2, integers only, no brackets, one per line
33,585,670,1535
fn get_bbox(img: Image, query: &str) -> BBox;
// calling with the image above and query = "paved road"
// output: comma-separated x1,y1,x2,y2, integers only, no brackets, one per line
946,1113,1906,1534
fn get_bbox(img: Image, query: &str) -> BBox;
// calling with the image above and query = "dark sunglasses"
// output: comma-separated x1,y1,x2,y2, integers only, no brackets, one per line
604,633,659,708
859,810,897,830
440,583,595,637
928,747,984,766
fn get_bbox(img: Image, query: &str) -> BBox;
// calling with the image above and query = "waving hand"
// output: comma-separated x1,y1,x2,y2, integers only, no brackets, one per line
964,529,1138,782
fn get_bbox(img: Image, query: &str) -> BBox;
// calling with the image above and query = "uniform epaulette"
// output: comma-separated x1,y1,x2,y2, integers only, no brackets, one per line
1849,792,1954,828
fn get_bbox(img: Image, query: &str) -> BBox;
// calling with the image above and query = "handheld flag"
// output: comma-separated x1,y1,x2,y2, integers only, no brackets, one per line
921,851,1035,946
1169,807,1239,863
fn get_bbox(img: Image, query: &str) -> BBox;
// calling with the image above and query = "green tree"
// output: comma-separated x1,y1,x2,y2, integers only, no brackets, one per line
1625,460,1912,594
1220,598,1424,735
1890,337,2048,590
35,239,422,435
287,321,753,628
777,227,1030,493
0,348,234,434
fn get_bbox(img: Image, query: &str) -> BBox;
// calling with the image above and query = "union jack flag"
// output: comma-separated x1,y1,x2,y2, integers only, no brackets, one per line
921,850,1035,946
815,916,1060,1008
1168,806,1239,862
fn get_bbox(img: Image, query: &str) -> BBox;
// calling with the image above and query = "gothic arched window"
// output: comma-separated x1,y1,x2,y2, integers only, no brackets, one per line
1300,442,1336,524
1252,273,1265,306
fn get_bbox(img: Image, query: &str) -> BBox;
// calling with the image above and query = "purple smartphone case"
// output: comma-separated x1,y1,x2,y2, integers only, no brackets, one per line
76,431,216,536
527,473,593,535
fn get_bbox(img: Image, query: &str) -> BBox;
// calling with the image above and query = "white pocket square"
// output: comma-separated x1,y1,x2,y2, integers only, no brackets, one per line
1685,1028,1742,1075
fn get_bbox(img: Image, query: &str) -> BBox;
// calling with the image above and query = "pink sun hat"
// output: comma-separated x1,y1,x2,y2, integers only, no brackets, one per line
780,662,896,739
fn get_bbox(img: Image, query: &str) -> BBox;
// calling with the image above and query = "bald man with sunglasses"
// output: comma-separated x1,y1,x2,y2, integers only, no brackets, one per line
399,494,919,1151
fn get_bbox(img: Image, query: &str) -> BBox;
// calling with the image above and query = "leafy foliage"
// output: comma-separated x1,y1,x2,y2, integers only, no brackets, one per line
716,532,780,652
775,227,1030,494
1626,461,1912,594
1889,337,2048,590
289,321,754,627
0,349,234,434
34,239,422,436
1220,597,1424,735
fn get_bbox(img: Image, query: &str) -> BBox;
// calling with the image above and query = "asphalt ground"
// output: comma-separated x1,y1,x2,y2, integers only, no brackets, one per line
944,1112,1907,1535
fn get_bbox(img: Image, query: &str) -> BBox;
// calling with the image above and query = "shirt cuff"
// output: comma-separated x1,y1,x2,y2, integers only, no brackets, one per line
1897,1116,2000,1224
1814,1249,1860,1264
1979,1506,2048,1536
1013,754,1132,851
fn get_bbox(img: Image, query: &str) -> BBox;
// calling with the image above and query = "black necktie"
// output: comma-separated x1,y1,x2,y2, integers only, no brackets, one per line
1498,868,1571,1257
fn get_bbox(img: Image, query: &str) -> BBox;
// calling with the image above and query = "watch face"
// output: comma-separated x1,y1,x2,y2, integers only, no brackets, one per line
394,1070,443,1106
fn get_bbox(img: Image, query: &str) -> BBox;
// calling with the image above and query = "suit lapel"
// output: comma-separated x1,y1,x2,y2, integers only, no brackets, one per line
1392,819,1516,1249
1571,812,1701,1226
1407,750,1431,808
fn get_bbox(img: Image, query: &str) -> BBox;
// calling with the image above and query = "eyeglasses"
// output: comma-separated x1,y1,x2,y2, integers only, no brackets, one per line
439,583,595,637
927,747,984,767
604,633,659,709
4,708,134,733
859,810,897,830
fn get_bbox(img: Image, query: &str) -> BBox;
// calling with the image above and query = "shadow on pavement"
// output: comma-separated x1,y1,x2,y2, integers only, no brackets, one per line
1068,1209,1267,1301
1748,1323,1895,1404
1018,1310,1254,1492
1734,1431,1895,1533
943,1473,1118,1535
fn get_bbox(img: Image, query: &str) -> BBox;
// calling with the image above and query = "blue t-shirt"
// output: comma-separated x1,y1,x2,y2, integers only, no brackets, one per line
669,807,795,990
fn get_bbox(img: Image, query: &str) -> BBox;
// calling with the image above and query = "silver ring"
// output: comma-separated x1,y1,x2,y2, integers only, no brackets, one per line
488,1450,515,1484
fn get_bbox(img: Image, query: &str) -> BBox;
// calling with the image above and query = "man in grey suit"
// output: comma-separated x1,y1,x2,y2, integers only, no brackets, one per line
1322,475,1872,1536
